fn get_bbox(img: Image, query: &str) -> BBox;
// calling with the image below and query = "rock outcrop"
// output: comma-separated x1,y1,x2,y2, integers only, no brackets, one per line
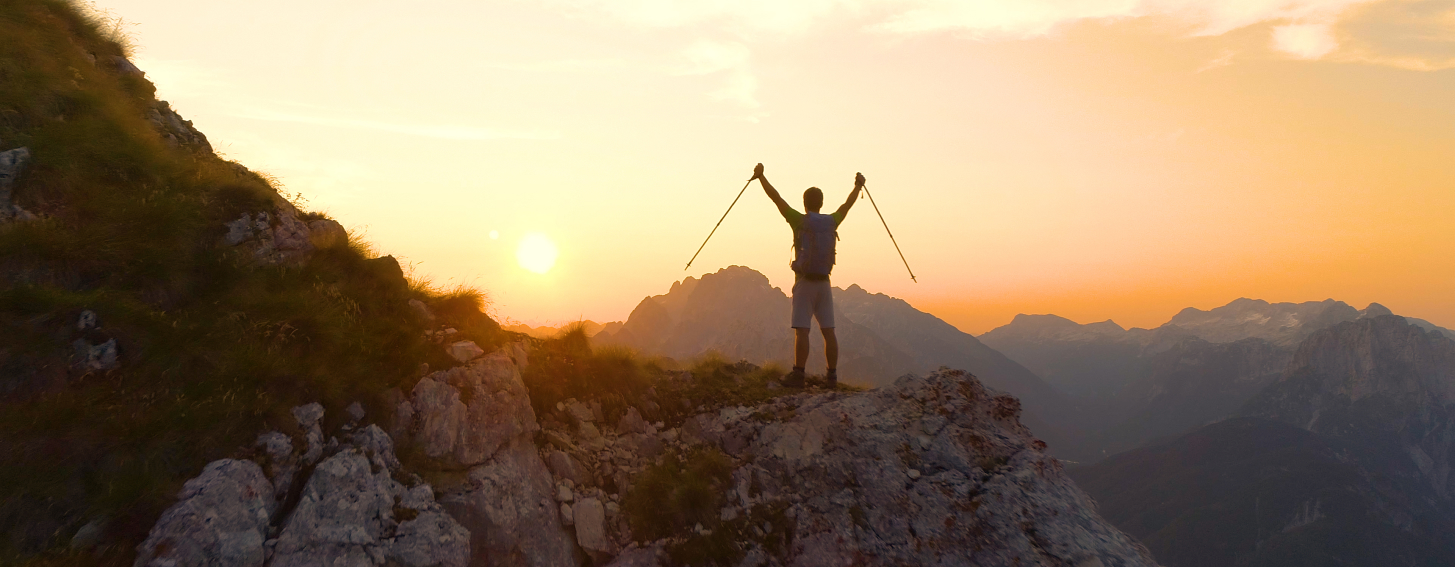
677,368,1158,566
0,145,36,222
222,202,346,264
134,411,469,567
136,343,1154,567
528,365,1157,566
390,344,580,567
146,100,213,153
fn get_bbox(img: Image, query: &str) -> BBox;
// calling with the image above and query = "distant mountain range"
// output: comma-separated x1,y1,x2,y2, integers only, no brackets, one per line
594,266,1088,457
502,320,620,339
588,268,1455,564
980,298,1454,458
1072,315,1455,566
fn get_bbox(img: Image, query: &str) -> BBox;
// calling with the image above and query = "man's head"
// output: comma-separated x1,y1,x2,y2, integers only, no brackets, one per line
803,187,823,212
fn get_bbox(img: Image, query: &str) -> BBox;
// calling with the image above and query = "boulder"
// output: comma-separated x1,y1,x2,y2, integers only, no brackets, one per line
571,498,613,560
546,450,588,485
0,146,35,222
603,541,665,567
146,101,212,152
132,460,275,567
306,219,347,249
0,146,30,199
402,351,538,468
447,340,485,363
110,55,144,76
439,439,577,567
72,338,118,371
270,450,395,567
400,344,580,566
408,299,435,322
291,402,326,465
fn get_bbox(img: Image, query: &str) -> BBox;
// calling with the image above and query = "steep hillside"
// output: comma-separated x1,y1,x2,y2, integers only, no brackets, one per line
1072,316,1455,566
0,2,506,562
595,266,1089,458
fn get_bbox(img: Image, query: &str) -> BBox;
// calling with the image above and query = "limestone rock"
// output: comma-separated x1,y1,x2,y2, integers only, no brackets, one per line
270,450,395,567
408,299,435,322
221,203,320,264
110,55,144,76
439,439,577,567
675,368,1159,567
254,431,298,511
77,310,97,330
137,405,466,567
132,459,275,567
603,542,666,567
448,340,485,363
546,450,588,485
401,351,539,468
0,146,30,199
346,401,366,423
72,338,118,371
571,497,613,560
292,403,326,465
0,146,35,223
146,101,212,152
307,219,347,249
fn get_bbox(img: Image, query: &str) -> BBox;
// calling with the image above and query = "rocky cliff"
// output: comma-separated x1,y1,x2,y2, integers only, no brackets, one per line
137,342,1160,567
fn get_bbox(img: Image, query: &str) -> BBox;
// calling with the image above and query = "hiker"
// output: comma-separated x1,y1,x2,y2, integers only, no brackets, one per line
750,163,863,388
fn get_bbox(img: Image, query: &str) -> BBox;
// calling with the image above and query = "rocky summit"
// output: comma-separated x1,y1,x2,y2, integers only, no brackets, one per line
135,342,1157,567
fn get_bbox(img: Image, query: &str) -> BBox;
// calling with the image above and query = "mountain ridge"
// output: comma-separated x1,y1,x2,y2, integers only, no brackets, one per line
595,265,1092,459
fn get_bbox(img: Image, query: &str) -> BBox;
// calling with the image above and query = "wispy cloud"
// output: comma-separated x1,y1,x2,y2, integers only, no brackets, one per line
674,40,759,108
1195,49,1237,72
537,0,1455,68
235,107,561,141
481,58,629,73
1272,22,1339,59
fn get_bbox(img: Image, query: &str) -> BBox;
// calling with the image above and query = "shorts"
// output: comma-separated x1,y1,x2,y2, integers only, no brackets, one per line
790,278,835,329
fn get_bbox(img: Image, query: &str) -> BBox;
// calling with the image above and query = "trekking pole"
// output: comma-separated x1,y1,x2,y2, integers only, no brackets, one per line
685,177,754,271
861,183,917,282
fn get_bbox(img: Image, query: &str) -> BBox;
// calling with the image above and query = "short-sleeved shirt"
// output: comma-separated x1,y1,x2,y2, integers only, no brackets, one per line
781,208,844,281
781,208,845,233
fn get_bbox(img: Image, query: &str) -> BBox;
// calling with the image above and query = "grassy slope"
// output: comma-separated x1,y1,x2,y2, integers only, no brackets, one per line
0,1,505,563
0,3,855,565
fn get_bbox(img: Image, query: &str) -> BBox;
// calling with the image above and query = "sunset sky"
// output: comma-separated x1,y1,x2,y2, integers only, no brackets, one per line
99,0,1455,334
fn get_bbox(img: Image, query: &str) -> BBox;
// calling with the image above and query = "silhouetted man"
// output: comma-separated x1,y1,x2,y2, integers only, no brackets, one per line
751,163,863,388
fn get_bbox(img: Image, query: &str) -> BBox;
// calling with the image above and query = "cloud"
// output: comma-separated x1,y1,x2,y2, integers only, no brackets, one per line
541,0,1453,65
1195,49,1238,72
674,40,760,108
235,107,562,141
1272,22,1339,59
544,0,848,33
481,58,628,73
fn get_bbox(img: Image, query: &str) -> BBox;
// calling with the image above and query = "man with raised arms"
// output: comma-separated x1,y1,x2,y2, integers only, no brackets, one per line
750,163,864,388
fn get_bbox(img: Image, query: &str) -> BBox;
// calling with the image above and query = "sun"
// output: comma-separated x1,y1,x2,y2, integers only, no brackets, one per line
516,232,558,274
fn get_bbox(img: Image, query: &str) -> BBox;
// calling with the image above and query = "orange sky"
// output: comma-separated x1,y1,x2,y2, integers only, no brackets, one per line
100,0,1455,334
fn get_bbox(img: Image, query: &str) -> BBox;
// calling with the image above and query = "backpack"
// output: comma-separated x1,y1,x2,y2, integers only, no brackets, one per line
792,212,837,277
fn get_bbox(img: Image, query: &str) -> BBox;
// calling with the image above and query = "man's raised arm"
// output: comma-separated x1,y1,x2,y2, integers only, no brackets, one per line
835,172,866,219
753,163,795,218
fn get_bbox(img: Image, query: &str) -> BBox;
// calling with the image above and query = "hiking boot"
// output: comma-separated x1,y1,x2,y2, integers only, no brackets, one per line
826,369,838,389
782,368,806,389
